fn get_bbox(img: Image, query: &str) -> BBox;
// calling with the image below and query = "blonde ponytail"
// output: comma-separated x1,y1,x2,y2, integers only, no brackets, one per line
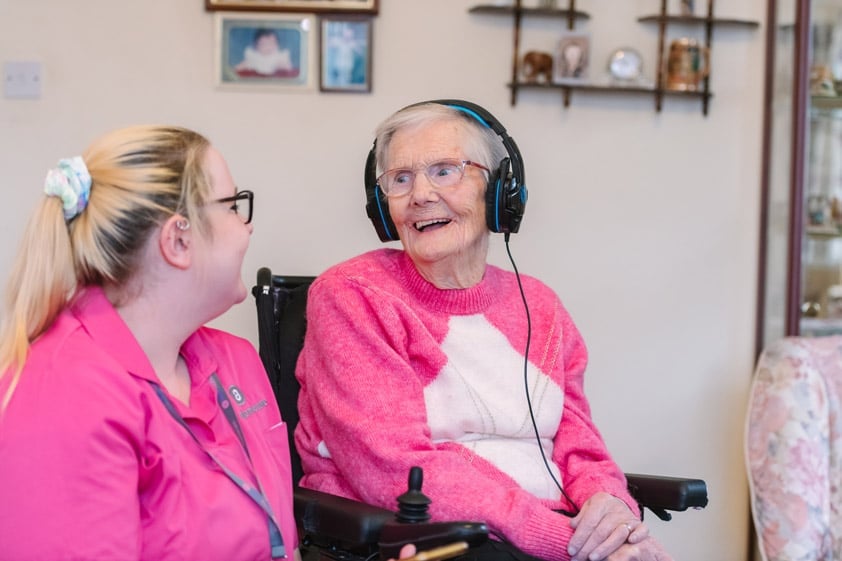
0,197,77,406
0,125,211,408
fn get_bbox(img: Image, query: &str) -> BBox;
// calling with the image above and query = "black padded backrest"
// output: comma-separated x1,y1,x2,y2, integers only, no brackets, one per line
253,268,315,486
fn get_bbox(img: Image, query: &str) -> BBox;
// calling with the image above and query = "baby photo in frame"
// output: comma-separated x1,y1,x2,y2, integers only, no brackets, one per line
216,12,316,90
320,16,372,93
554,32,590,83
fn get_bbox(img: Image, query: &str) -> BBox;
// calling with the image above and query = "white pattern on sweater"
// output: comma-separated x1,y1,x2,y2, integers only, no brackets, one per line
425,314,565,500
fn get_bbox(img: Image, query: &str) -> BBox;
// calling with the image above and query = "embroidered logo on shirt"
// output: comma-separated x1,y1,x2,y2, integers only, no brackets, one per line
227,384,269,419
229,385,246,405
240,400,268,419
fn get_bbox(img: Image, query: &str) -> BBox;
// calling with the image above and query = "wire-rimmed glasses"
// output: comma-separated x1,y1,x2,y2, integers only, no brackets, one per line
376,159,490,198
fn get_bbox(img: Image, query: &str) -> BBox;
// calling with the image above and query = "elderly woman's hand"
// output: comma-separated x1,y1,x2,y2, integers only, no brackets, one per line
567,492,649,561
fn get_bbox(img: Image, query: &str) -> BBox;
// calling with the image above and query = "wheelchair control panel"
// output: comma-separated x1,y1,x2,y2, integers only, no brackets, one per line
378,467,488,560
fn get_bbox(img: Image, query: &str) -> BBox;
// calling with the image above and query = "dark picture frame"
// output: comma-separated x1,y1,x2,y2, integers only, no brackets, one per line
215,12,317,91
319,16,372,93
206,0,378,15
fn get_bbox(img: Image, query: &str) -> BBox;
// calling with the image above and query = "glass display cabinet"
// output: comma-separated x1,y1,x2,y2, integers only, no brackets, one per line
758,0,842,353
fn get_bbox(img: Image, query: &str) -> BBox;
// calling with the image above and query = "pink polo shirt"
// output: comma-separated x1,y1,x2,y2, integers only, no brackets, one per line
0,287,298,561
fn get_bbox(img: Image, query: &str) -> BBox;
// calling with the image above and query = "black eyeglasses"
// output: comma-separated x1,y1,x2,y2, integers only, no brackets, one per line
214,190,254,224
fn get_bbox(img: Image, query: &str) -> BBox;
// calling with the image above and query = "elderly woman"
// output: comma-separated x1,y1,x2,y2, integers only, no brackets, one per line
295,100,672,561
0,126,297,560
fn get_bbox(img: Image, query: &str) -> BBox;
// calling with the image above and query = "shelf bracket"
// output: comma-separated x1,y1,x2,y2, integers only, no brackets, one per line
510,0,523,107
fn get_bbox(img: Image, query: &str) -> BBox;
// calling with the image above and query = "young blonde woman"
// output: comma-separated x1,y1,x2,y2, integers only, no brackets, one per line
0,126,297,561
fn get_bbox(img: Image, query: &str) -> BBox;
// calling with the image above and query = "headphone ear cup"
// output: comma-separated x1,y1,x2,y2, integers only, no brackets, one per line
365,185,399,242
486,157,511,233
505,180,527,234
364,147,399,242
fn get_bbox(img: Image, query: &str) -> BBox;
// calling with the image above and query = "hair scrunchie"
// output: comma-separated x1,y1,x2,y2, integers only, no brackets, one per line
43,156,92,221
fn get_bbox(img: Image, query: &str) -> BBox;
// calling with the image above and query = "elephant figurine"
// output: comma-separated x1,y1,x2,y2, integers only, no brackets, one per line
521,51,554,83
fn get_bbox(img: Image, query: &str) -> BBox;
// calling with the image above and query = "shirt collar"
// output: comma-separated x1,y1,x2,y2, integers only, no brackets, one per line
70,286,218,386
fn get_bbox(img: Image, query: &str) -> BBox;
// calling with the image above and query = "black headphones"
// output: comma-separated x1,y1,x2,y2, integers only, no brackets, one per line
364,99,527,242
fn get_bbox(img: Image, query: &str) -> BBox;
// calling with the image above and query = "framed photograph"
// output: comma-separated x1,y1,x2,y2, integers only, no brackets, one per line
215,12,316,91
320,16,372,93
206,0,378,14
554,32,590,83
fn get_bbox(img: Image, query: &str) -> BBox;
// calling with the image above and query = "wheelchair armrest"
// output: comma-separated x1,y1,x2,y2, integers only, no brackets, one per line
625,473,708,522
293,486,488,560
294,486,394,547
378,520,488,560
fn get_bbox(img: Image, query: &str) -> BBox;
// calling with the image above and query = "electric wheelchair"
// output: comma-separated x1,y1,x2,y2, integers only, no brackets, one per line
252,268,708,561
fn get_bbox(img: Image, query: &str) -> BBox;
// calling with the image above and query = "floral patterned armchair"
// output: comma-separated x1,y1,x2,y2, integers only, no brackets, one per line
746,336,842,561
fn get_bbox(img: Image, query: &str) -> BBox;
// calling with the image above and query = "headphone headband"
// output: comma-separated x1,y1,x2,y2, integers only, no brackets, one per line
364,99,527,242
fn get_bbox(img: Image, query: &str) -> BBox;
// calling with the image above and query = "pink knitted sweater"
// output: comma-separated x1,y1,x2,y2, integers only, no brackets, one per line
295,249,637,561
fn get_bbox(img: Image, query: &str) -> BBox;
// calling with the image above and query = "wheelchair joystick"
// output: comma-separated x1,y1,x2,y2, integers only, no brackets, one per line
378,466,489,560
396,466,431,523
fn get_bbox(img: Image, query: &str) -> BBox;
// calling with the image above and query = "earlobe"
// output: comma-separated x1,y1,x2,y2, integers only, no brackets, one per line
160,215,192,270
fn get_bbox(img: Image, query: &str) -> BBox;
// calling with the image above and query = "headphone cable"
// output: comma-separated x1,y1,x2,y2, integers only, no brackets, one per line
504,233,579,518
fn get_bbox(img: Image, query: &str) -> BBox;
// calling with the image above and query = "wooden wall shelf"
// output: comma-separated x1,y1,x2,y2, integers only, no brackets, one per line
468,4,589,20
507,81,712,101
638,15,760,28
468,0,759,115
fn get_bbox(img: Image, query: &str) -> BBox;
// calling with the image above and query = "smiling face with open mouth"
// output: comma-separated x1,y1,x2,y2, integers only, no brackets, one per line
385,118,491,288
